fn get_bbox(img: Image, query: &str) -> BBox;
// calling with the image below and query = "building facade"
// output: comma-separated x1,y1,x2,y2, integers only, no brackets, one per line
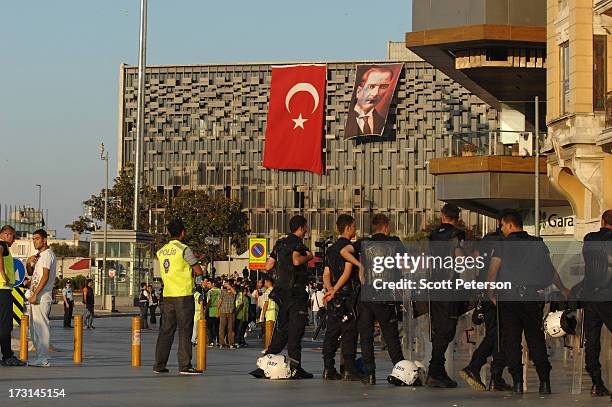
545,0,612,237
118,59,498,242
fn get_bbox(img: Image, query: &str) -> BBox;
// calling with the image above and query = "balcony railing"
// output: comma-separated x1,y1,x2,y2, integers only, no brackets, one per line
448,130,545,158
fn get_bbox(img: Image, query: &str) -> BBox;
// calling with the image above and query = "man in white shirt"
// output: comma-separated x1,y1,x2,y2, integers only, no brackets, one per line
310,284,326,330
25,229,56,367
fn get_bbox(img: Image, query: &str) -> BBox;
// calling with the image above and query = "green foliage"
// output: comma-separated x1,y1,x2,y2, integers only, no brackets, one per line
65,216,95,234
50,243,89,258
164,191,250,265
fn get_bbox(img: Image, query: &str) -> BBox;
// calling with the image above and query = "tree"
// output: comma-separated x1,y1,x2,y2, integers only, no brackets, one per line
67,168,166,234
50,243,89,258
165,190,250,268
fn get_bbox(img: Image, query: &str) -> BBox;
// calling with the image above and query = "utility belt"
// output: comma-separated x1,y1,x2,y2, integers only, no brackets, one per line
498,284,545,301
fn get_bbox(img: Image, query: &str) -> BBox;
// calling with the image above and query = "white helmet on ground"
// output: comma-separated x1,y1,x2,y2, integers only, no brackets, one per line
544,310,577,338
263,354,292,380
256,354,284,370
388,360,421,386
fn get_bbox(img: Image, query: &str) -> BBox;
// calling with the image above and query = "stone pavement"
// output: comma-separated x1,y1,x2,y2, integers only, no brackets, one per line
0,316,609,407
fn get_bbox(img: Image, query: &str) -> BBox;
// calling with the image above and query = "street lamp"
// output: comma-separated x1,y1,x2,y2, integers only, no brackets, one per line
100,143,111,311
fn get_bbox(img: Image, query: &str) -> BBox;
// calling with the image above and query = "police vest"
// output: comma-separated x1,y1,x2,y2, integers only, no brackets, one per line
0,241,14,290
498,232,555,288
264,289,278,321
273,235,308,296
156,240,194,298
582,228,612,296
194,291,202,320
207,287,221,317
326,237,359,292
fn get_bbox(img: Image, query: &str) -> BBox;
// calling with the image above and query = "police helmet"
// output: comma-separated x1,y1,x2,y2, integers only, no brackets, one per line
263,354,292,380
387,360,421,386
544,310,577,338
256,354,284,370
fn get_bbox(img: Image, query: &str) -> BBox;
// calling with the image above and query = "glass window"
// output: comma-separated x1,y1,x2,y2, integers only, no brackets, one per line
560,42,570,114
593,35,606,111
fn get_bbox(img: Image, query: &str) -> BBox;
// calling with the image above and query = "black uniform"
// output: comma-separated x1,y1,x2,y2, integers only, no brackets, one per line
466,229,506,379
356,233,404,377
322,237,360,373
581,228,612,385
427,223,466,381
267,233,310,368
494,231,554,388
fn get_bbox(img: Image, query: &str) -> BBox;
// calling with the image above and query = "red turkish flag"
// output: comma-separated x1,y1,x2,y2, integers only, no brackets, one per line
263,64,326,175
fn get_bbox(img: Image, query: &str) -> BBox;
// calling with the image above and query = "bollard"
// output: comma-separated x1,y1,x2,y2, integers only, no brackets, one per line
74,315,83,364
265,320,275,352
20,315,29,361
197,319,206,371
132,317,141,367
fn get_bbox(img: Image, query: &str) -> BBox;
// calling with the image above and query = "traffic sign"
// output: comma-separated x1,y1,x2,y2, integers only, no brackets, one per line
249,238,267,270
13,258,26,287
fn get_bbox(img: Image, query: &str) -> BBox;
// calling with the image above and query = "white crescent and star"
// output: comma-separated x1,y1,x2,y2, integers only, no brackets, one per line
285,82,320,130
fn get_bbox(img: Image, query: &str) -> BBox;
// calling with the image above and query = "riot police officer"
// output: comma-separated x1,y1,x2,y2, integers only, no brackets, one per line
460,220,511,392
250,215,314,379
426,204,466,388
487,210,569,394
354,213,405,385
321,214,361,381
581,210,612,397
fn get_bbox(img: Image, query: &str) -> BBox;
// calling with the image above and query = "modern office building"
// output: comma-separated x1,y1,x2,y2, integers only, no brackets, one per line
117,50,499,242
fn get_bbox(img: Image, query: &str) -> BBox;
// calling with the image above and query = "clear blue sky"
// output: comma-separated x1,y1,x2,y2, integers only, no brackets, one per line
0,0,412,239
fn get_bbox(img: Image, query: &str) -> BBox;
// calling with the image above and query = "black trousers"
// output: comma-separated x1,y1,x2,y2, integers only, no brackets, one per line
322,308,358,371
584,301,612,377
235,319,248,345
139,304,149,329
206,316,219,343
267,296,308,365
357,302,404,375
499,302,551,382
154,296,195,371
63,300,74,327
149,305,157,324
467,302,505,375
429,301,459,376
0,290,14,360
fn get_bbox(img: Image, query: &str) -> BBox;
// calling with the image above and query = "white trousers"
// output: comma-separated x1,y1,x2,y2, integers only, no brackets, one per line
29,294,52,363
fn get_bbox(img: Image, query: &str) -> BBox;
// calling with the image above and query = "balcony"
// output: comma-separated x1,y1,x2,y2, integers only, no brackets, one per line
598,91,612,150
594,0,612,17
428,131,568,216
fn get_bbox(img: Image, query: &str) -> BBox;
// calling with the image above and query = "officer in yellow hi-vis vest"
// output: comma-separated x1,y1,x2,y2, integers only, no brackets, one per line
153,219,203,375
0,225,25,366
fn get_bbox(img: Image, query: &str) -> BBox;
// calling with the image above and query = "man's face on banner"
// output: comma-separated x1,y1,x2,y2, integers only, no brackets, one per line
356,69,393,113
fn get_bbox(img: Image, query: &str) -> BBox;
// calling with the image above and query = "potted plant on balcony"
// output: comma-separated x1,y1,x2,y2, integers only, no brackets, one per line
462,143,478,157
510,143,520,156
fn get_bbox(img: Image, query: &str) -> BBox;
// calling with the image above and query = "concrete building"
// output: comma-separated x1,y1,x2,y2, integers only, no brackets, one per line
545,0,612,237
117,55,499,243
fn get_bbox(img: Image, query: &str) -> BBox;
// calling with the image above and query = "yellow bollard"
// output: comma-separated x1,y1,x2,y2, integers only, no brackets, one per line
74,315,83,364
19,315,29,361
265,320,275,352
197,319,206,371
132,317,141,367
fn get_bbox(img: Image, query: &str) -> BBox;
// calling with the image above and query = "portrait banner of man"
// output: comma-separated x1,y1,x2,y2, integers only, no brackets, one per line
344,63,403,139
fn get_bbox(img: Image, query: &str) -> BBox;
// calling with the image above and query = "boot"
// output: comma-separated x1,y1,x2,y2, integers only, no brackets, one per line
538,380,551,395
292,365,313,379
342,369,363,381
361,372,376,385
322,367,342,380
590,373,611,397
249,368,265,379
459,367,486,391
426,371,457,388
491,372,512,392
512,380,523,395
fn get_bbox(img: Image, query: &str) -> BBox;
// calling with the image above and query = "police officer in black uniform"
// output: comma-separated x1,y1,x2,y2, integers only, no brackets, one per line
426,204,465,388
250,215,314,379
487,210,569,394
353,213,405,385
581,209,612,398
321,214,362,381
460,219,511,392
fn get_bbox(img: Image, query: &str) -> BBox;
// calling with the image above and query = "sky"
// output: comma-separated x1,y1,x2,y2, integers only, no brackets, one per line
0,0,412,239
